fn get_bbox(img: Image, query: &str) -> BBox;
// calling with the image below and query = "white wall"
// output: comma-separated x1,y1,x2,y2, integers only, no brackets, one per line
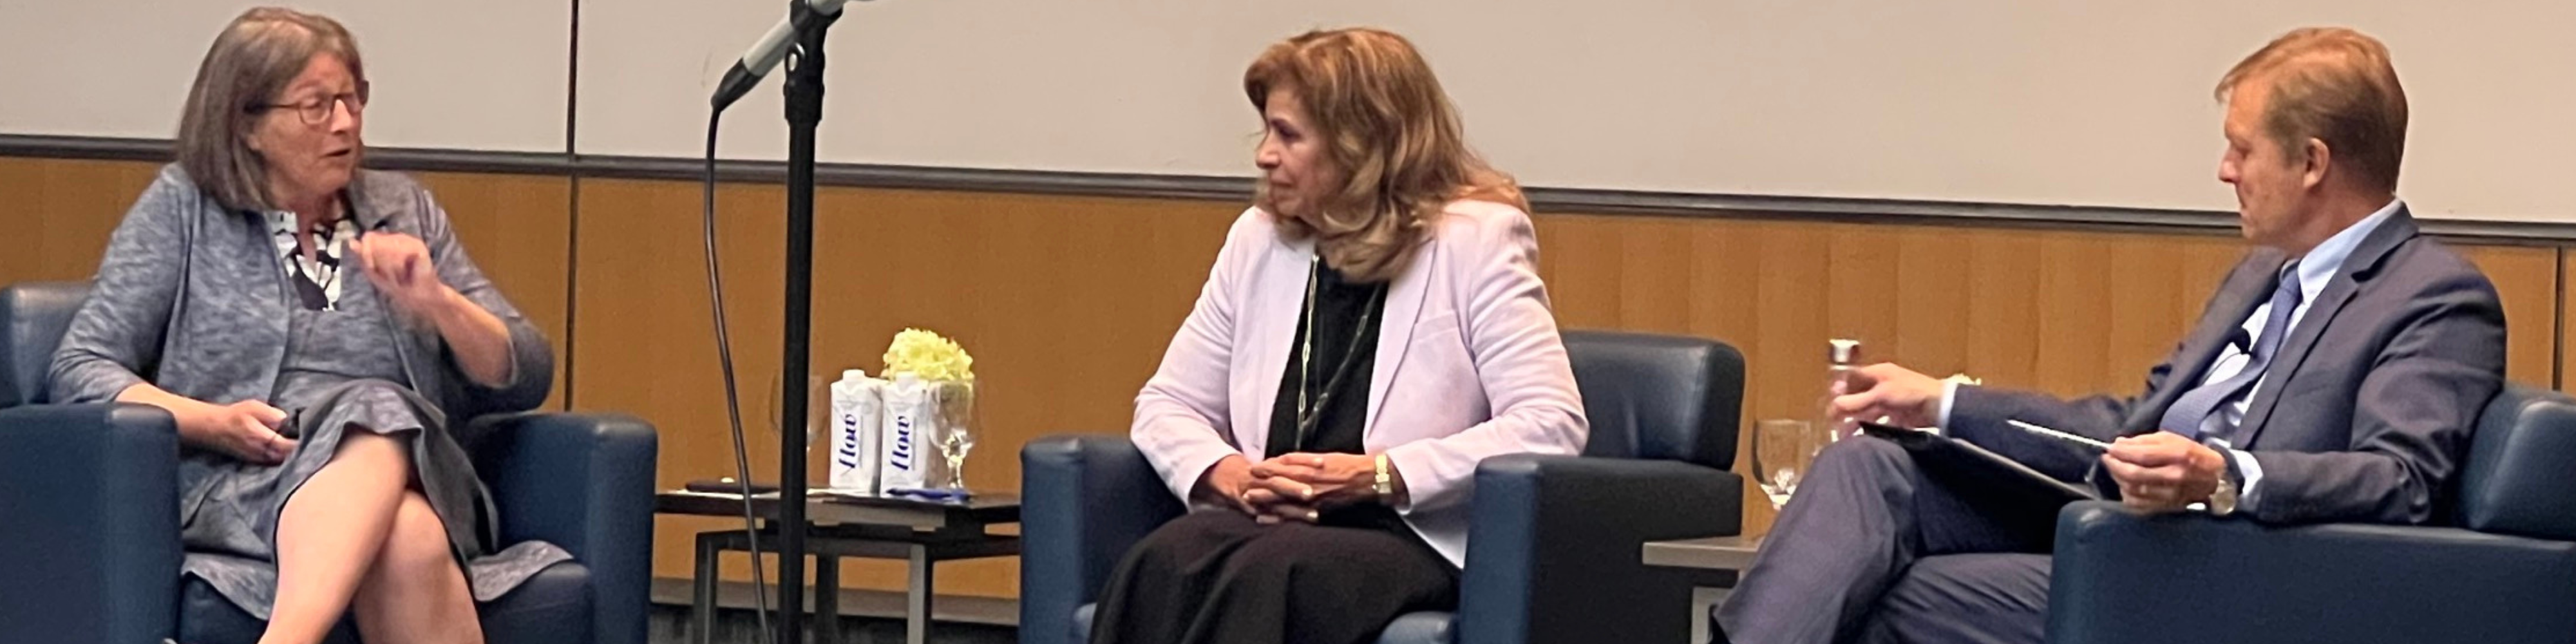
8,1,2572,221
0,0,567,152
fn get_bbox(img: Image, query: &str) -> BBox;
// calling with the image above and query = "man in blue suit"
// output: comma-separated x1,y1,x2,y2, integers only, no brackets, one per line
1717,27,2508,644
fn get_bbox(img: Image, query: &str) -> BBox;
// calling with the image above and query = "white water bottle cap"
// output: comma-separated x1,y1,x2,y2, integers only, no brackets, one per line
1828,339,1862,365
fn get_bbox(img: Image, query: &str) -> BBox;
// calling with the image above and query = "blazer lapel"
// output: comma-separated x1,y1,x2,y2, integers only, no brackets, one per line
1242,236,1314,459
2233,209,2420,448
346,171,397,233
1365,239,1437,437
2126,251,2278,433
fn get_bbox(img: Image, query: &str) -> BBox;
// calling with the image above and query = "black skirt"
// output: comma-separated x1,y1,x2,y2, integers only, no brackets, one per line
1087,510,1458,644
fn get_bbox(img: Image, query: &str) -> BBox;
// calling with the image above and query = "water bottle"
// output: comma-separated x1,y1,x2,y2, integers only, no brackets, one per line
1824,339,1863,441
826,370,884,494
877,372,931,492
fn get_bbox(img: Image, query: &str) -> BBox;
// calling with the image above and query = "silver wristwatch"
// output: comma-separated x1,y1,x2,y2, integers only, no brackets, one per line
2208,468,2240,516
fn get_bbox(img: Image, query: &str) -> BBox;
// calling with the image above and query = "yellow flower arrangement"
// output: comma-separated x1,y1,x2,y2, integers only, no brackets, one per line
884,328,974,383
884,328,979,488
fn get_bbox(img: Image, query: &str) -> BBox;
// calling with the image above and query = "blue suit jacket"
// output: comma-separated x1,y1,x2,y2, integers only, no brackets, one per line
1949,208,2507,526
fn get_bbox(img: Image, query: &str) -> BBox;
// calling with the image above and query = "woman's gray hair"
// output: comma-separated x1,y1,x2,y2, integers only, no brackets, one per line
173,7,364,213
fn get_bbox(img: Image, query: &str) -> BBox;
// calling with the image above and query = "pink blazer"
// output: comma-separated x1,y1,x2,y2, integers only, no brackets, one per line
1131,200,1588,566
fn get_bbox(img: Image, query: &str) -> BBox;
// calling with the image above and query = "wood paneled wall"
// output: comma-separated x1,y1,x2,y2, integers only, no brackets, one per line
1532,216,2559,530
572,179,1238,598
4,156,2567,600
0,157,160,283
0,158,574,410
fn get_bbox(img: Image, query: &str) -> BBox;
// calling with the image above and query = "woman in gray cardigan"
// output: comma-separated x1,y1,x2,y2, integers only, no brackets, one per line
48,9,563,644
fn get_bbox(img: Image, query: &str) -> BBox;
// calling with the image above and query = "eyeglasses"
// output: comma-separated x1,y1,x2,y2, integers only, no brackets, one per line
249,80,372,126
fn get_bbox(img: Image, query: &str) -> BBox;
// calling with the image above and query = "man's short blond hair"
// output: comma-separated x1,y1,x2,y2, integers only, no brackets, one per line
2215,27,2409,193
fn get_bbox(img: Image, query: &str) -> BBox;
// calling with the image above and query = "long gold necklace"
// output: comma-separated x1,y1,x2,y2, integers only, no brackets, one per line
1293,255,1385,451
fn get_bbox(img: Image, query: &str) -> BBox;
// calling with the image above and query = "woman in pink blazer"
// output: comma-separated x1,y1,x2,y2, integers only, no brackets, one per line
1088,27,1589,644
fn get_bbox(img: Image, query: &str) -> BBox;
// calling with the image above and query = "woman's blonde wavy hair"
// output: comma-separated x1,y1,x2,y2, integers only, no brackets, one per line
1245,28,1526,283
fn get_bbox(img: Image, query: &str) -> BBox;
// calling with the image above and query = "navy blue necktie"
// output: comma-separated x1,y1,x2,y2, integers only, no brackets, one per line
2159,262,2302,441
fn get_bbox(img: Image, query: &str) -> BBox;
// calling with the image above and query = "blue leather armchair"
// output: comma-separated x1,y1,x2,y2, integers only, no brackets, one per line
1021,329,1747,644
2047,384,2576,644
0,281,659,644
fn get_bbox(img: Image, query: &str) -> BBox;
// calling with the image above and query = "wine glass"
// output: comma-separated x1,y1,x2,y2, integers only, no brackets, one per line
766,372,829,450
1752,419,1819,509
933,379,978,494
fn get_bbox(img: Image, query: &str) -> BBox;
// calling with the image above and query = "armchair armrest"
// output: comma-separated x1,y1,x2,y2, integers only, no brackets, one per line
1457,455,1742,644
469,412,658,644
1020,435,1188,644
2047,500,2576,644
0,403,182,644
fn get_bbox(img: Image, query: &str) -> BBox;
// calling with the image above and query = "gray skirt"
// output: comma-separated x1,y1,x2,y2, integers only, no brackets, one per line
178,379,571,620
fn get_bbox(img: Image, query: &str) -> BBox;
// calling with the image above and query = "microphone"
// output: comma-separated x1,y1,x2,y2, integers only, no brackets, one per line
710,0,855,111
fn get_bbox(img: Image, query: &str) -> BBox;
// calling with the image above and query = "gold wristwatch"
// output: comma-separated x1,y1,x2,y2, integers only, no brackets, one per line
1372,454,1395,498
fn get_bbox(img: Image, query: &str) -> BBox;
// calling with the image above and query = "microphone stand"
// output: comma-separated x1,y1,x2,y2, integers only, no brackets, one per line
774,2,837,643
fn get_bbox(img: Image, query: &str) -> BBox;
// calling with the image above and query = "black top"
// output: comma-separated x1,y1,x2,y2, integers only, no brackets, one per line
1266,258,1387,457
1264,258,1431,542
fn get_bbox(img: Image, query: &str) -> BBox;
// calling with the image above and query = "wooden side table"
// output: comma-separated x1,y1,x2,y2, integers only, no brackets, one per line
1643,535,1762,644
658,490,1021,644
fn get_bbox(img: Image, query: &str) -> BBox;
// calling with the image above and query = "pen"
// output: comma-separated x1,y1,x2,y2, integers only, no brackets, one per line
2007,419,2112,451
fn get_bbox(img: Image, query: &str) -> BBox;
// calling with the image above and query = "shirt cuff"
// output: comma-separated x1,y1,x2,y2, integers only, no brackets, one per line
2230,448,2266,509
1937,381,1963,431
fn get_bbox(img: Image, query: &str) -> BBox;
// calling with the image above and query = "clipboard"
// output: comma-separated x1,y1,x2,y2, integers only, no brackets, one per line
1858,422,2098,522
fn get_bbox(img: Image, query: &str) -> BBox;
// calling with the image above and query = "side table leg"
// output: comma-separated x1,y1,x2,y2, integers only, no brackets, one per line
816,553,842,644
907,544,934,644
1693,587,1729,644
694,533,719,644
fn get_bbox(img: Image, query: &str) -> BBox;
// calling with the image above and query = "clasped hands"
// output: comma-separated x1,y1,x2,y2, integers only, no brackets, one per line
1831,363,2228,514
1198,453,1381,524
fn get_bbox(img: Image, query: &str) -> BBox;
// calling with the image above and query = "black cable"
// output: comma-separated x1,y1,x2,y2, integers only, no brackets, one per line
703,111,776,644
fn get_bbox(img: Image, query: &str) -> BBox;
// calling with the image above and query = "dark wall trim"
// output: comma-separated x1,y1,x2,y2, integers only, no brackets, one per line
0,134,577,176
1526,187,2248,236
0,135,168,163
9,133,2572,243
576,153,1256,202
